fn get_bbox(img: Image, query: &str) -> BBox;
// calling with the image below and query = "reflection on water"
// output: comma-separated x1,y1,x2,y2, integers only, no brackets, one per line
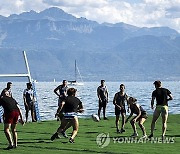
0,81,180,121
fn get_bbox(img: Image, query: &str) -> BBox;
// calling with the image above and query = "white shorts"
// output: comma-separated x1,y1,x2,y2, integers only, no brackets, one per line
64,112,77,120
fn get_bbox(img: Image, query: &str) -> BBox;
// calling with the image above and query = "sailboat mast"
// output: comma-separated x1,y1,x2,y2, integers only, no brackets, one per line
75,60,77,82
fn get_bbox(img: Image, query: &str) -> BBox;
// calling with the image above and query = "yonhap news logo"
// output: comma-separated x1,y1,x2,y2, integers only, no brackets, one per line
96,133,110,148
96,133,175,148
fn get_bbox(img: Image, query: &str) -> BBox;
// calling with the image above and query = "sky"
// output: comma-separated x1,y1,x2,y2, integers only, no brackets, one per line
0,0,180,32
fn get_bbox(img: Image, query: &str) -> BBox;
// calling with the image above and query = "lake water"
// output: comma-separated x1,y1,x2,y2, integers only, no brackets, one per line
0,81,180,121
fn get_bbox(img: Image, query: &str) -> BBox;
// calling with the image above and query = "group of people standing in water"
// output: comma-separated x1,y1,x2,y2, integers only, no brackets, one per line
0,79,173,149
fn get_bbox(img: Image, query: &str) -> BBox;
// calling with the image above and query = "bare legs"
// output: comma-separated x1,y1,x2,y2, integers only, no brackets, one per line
130,117,146,136
161,112,168,137
4,123,17,148
138,118,146,136
115,113,126,133
150,107,168,137
98,102,107,120
150,109,161,137
121,113,126,130
51,116,79,142
25,104,36,122
115,115,120,132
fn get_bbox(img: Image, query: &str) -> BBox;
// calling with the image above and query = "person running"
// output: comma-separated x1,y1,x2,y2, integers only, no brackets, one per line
23,82,36,122
0,89,24,150
1,82,13,98
126,97,147,138
51,88,84,143
149,80,173,139
54,80,68,121
113,84,128,133
97,80,108,120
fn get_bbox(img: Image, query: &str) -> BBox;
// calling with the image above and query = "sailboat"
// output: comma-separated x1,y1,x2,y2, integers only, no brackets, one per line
68,60,84,86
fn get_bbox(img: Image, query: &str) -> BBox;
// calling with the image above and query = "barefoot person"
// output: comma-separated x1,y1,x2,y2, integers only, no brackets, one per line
126,97,147,138
51,88,84,143
23,82,36,122
54,80,68,121
54,80,68,137
0,89,24,149
149,80,173,138
113,84,128,133
97,80,108,120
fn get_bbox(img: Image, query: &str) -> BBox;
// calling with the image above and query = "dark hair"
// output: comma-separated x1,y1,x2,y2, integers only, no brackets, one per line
67,88,77,96
63,80,67,83
120,84,125,88
26,82,32,87
101,80,105,83
153,80,161,87
7,82,12,85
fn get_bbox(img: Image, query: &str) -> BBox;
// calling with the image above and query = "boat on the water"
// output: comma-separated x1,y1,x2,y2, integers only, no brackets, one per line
68,60,84,86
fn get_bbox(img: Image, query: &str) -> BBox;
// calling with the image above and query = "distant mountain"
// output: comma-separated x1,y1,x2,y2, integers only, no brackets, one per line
0,7,180,81
8,7,77,21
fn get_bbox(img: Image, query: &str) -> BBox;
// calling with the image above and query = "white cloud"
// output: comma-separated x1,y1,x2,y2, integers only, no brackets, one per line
0,0,179,32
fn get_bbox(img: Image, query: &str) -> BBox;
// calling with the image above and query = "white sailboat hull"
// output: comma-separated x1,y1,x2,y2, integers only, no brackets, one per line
68,81,84,86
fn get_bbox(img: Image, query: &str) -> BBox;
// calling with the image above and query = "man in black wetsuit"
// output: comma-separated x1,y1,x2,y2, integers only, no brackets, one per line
149,80,173,138
97,80,108,120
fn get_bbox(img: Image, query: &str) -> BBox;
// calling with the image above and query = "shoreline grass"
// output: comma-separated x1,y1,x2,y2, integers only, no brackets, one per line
0,114,180,154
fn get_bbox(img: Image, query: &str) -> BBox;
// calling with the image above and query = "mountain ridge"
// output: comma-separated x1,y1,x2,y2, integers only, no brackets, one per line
0,7,180,81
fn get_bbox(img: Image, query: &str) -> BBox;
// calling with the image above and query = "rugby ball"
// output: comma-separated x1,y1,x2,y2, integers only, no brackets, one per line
92,114,100,122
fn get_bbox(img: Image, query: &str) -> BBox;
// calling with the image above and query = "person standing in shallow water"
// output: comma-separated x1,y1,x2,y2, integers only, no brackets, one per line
97,80,108,120
149,80,173,139
113,84,128,133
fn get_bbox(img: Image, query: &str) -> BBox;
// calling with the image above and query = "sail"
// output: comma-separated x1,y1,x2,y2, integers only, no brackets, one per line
68,60,84,85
